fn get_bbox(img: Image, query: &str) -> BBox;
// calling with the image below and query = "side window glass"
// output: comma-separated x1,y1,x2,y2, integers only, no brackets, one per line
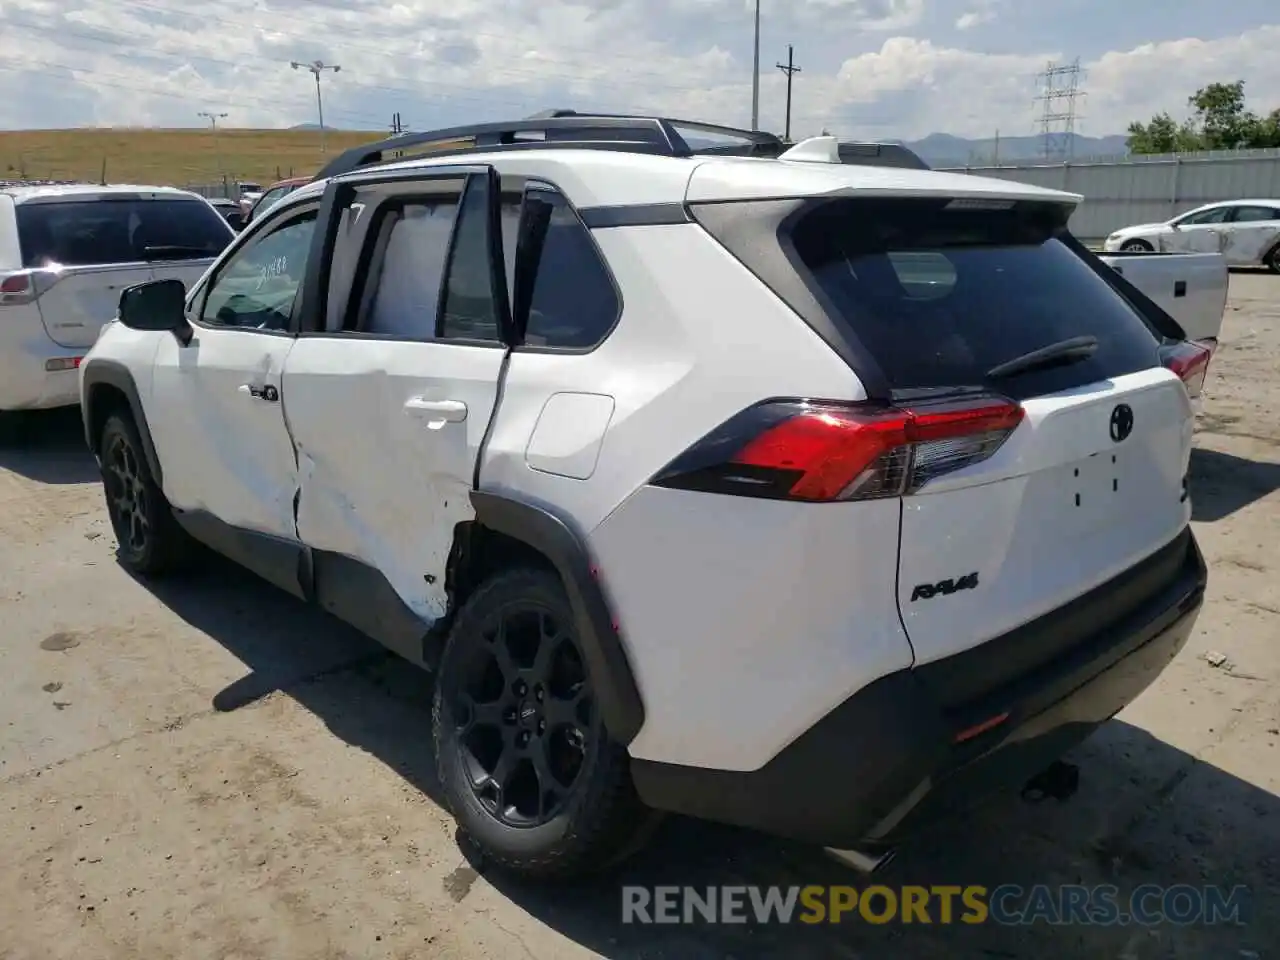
364,197,460,339
521,191,619,349
439,175,502,342
1180,206,1229,226
1232,206,1276,223
199,213,316,330
500,193,522,299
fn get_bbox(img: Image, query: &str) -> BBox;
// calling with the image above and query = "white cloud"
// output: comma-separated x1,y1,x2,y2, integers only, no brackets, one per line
0,0,1278,146
954,0,999,30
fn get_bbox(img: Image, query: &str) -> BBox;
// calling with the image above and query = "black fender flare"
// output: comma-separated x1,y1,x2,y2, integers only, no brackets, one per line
469,490,645,746
80,359,164,486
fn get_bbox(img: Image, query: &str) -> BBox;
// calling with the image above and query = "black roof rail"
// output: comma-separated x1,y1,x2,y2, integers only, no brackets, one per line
310,110,930,181
313,112,788,181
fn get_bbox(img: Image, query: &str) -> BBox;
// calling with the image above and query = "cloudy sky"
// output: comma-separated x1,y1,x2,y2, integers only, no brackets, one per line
1,0,1278,140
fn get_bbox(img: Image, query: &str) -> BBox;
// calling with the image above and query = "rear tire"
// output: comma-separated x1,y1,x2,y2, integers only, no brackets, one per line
1264,243,1280,274
1120,239,1154,252
433,567,657,880
98,412,194,576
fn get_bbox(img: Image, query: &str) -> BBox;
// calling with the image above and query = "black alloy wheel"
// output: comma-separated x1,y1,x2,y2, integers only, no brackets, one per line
452,600,594,828
102,426,153,558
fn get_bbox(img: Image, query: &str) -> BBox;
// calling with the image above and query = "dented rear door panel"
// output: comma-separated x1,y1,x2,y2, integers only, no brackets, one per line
282,338,504,623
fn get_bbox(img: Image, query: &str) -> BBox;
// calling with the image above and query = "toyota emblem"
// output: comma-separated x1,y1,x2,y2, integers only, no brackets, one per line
1109,403,1134,443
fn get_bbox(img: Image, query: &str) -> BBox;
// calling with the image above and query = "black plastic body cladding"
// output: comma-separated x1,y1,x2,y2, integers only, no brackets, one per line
469,490,645,746
80,359,165,484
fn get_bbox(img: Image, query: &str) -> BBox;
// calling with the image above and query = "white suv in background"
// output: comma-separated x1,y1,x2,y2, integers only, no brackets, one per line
0,183,234,438
79,116,1209,880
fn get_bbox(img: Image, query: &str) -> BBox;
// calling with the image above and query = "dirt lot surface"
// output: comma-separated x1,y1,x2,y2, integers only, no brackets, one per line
1,274,1278,959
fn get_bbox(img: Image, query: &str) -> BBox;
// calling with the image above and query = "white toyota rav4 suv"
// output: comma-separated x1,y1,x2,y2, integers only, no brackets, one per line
0,182,234,437
79,115,1209,880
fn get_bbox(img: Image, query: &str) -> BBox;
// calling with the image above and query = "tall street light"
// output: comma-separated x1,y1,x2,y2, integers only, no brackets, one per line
291,59,341,153
198,110,229,178
751,0,761,130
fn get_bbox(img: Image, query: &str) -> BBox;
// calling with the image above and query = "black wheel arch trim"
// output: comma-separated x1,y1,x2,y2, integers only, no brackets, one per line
469,490,645,746
80,359,165,486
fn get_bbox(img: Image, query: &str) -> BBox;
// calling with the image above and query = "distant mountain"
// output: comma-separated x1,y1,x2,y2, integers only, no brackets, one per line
902,132,1131,167
290,123,324,130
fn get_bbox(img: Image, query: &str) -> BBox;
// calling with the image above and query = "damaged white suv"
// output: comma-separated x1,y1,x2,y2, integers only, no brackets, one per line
80,115,1209,879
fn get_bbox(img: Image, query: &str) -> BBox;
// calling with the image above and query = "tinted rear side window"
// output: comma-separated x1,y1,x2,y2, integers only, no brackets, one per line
17,198,233,268
783,198,1162,397
521,190,620,350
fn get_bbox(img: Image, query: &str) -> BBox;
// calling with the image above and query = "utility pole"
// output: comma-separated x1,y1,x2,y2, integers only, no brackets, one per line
390,112,403,135
291,59,342,153
198,110,228,176
750,0,761,131
776,45,801,142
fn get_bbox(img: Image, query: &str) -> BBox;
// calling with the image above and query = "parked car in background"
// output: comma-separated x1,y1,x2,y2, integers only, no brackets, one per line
243,176,311,227
0,183,235,437
1103,199,1280,271
207,197,246,231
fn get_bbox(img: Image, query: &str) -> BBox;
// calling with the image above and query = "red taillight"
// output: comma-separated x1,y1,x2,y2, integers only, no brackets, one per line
1160,340,1213,397
653,396,1024,502
0,271,45,306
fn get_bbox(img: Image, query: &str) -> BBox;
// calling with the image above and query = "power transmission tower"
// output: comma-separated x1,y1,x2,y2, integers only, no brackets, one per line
776,45,801,142
291,59,342,154
1035,58,1085,160
391,112,404,135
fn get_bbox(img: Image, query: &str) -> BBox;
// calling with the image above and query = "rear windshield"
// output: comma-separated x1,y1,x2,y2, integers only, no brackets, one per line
784,198,1162,397
17,198,233,268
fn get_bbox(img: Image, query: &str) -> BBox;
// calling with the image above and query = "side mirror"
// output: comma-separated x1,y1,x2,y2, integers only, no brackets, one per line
118,279,192,345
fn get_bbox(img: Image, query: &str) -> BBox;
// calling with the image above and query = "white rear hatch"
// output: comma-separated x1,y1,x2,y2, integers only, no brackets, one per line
12,191,232,348
692,192,1197,669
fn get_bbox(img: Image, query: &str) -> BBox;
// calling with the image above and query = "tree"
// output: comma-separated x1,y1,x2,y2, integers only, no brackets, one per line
1125,112,1201,154
1188,81,1254,150
1126,80,1280,154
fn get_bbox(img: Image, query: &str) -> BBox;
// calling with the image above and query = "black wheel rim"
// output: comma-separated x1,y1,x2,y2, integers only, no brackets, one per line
452,602,595,828
102,433,150,555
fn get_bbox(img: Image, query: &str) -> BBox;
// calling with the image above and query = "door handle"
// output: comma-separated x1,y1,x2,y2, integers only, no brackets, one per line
404,397,468,428
238,383,279,402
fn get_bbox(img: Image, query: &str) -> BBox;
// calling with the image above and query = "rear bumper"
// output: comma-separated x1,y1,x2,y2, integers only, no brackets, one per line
631,528,1207,849
0,309,86,412
0,354,84,411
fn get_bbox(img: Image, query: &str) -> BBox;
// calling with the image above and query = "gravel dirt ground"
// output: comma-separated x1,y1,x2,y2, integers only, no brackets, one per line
1,273,1277,960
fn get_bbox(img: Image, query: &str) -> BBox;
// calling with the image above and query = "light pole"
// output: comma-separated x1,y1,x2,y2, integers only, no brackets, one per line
198,110,228,178
751,0,760,131
291,59,341,153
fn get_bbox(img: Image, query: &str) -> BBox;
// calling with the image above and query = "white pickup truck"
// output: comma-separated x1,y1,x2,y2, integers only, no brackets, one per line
1096,249,1227,404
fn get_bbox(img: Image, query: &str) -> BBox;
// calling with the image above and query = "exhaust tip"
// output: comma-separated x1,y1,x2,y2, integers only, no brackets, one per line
823,846,897,875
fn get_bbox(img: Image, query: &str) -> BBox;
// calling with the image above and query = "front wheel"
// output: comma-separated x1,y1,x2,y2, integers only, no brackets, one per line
1120,239,1154,252
432,567,657,880
98,413,194,576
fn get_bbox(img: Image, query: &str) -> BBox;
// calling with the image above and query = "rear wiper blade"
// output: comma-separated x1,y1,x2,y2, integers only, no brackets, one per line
986,335,1099,380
